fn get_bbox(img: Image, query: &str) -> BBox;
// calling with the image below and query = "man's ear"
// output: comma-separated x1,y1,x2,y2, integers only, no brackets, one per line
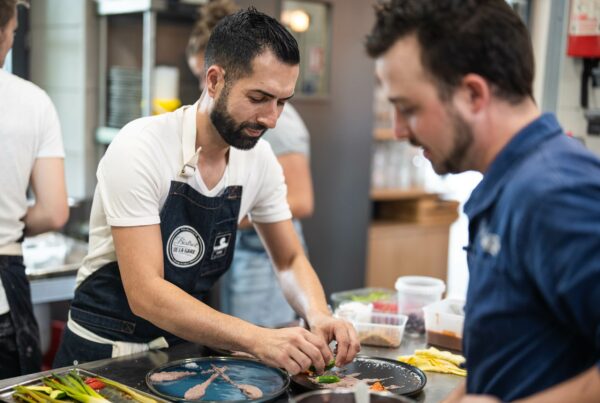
205,65,226,98
456,73,491,114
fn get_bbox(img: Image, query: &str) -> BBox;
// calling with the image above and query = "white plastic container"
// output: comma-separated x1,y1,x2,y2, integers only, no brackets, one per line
423,298,465,351
395,276,445,335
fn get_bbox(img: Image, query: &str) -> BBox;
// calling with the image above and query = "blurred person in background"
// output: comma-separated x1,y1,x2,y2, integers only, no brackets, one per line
187,0,314,327
367,0,600,402
0,0,69,379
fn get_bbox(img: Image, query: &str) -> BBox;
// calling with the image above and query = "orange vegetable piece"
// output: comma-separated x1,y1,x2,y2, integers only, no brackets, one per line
370,381,385,391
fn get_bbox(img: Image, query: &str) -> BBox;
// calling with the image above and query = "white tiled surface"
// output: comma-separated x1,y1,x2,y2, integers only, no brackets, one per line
30,0,86,27
30,26,86,89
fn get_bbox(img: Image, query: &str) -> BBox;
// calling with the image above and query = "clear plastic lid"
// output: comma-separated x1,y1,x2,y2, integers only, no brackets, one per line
394,276,446,296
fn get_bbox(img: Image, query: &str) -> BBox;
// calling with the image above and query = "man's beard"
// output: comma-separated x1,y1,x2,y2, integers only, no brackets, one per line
411,105,474,175
210,86,267,150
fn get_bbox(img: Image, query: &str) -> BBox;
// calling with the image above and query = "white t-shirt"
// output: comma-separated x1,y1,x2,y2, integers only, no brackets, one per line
0,69,65,313
76,103,291,285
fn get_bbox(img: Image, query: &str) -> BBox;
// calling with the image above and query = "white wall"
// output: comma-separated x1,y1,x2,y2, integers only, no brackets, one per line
533,0,600,157
30,0,99,200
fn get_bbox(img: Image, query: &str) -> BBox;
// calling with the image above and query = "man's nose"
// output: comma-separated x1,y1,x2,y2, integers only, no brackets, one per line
257,102,280,129
394,112,410,140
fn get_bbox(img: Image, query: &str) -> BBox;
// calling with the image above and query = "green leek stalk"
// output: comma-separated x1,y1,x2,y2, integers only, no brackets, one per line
96,376,158,403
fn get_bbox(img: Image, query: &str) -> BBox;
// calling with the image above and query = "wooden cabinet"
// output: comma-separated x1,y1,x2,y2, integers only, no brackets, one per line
365,189,458,288
366,220,454,288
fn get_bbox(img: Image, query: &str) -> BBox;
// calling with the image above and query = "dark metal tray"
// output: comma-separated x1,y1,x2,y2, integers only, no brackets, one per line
291,356,426,397
0,368,167,403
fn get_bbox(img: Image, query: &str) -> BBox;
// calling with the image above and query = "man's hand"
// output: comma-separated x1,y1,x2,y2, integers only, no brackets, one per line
250,327,332,375
308,313,361,367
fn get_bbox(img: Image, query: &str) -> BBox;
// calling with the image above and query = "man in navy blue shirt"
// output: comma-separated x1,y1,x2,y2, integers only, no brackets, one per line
366,1,600,402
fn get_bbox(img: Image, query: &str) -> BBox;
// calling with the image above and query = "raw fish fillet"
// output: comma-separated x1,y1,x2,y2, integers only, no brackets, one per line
184,372,219,400
210,364,264,399
238,384,263,399
149,370,196,382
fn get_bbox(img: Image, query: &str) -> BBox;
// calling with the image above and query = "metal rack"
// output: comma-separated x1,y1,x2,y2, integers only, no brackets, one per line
95,0,197,144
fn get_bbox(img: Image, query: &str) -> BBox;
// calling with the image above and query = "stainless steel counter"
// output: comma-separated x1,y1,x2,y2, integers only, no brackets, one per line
0,336,463,402
23,232,88,304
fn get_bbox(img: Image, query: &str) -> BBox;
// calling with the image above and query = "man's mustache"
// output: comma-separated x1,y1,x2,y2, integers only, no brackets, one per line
408,136,422,148
240,123,267,134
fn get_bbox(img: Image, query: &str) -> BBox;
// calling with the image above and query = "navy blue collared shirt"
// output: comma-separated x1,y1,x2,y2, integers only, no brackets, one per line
463,113,600,401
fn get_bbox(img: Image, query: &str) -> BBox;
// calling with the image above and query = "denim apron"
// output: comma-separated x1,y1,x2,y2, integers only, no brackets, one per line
67,104,241,351
0,253,42,377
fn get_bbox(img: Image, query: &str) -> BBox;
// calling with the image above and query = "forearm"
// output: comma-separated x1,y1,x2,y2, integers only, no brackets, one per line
513,366,600,403
24,202,69,236
130,276,264,353
25,157,69,236
277,252,330,324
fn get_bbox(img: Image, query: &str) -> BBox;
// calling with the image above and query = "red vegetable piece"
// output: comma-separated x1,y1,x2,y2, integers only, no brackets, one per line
84,377,106,390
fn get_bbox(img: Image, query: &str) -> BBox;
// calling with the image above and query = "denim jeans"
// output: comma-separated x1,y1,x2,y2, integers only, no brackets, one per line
220,220,305,327
0,312,20,379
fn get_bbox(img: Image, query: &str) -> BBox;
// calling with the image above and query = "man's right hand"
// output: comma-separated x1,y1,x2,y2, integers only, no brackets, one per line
250,327,333,375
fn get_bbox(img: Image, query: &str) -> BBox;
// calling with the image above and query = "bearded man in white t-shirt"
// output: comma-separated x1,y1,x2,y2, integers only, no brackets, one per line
0,0,69,379
54,7,359,375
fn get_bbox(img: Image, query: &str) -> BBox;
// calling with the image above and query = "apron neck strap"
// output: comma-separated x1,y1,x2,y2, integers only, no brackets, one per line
180,101,202,178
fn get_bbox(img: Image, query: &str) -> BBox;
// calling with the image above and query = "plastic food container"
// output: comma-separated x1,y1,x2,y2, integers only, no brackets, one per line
335,309,407,348
423,298,465,351
395,276,445,335
330,288,397,313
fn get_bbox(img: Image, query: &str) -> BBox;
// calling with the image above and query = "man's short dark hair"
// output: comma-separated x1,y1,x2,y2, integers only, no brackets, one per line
0,0,27,31
365,0,534,103
204,6,300,82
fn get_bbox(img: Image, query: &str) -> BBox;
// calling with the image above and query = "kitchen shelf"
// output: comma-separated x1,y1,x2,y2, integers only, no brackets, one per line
373,127,395,141
95,0,197,145
370,187,433,201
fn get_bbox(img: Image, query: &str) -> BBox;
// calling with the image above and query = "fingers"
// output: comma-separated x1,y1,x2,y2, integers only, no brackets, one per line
262,328,331,375
303,330,333,372
332,321,361,366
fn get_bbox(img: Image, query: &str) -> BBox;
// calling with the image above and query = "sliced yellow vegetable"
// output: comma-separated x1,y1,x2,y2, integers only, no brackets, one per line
398,347,467,377
50,390,66,399
24,385,53,394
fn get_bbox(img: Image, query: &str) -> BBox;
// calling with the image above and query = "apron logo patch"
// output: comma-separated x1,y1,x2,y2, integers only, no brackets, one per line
166,225,205,268
211,233,231,260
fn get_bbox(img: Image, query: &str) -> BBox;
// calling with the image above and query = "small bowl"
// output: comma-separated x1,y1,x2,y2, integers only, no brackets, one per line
292,389,414,403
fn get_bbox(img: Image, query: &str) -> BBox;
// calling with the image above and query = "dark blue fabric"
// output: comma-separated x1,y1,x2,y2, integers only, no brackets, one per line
0,313,20,379
0,255,42,377
60,181,241,363
52,325,112,368
463,113,600,401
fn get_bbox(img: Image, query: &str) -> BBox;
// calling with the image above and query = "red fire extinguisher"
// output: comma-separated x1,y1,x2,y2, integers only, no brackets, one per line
567,0,600,109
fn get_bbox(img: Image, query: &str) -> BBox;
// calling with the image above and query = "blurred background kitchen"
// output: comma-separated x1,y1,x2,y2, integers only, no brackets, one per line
5,0,600,368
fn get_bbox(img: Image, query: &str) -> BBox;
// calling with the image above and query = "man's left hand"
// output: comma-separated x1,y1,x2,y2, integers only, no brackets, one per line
308,314,360,367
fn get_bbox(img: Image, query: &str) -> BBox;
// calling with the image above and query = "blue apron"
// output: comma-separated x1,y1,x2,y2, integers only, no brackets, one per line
0,254,42,377
66,104,241,351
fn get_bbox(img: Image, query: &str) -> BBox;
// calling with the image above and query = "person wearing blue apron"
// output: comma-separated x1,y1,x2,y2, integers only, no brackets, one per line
54,7,359,375
0,0,69,379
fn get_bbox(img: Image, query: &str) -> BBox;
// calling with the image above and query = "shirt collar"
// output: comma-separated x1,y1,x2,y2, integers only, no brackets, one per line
464,113,563,220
